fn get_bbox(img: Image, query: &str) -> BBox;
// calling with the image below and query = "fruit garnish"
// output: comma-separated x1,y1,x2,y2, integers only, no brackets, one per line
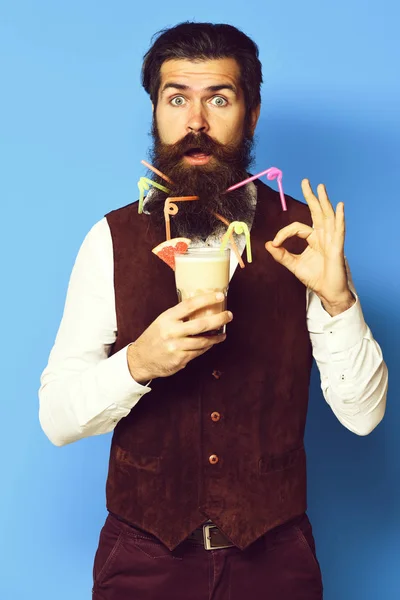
151,237,191,270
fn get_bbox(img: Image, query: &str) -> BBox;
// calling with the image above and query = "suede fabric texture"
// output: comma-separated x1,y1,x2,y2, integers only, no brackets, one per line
105,180,314,551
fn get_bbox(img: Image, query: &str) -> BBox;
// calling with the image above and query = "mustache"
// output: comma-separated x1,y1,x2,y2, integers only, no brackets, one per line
153,130,249,166
170,132,222,154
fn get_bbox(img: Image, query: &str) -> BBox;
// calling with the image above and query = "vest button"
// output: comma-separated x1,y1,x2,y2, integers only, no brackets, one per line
211,412,221,422
209,454,219,465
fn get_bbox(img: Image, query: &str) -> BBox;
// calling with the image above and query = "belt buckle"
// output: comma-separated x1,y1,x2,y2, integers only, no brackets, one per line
202,524,232,551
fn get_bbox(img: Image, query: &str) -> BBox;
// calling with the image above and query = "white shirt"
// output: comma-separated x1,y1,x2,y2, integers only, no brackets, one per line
39,198,388,446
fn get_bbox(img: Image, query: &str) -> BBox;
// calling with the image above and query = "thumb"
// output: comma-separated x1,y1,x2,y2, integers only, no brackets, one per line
265,241,297,273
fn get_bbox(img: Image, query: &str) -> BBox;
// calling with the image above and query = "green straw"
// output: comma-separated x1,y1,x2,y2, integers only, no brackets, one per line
137,177,170,214
220,221,252,263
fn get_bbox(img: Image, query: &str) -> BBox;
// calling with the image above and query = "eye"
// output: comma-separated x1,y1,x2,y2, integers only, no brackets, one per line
210,96,228,107
170,96,186,107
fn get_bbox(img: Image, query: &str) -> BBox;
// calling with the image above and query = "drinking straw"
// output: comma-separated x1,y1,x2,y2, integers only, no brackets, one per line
141,160,174,185
138,177,170,214
213,213,245,269
225,167,287,212
164,196,199,241
220,221,252,263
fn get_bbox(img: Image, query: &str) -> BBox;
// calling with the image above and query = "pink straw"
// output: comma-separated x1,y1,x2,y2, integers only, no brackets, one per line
226,167,287,211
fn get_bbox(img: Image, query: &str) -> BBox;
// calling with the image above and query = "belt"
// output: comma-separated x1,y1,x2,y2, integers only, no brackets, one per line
187,523,235,550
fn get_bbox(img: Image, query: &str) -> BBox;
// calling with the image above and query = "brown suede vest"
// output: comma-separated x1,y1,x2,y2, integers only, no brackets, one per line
105,180,313,551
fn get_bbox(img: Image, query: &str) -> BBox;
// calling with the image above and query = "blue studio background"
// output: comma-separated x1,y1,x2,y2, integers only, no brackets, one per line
1,1,399,599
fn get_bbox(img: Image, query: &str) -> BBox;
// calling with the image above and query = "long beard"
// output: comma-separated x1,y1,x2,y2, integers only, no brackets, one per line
145,120,256,239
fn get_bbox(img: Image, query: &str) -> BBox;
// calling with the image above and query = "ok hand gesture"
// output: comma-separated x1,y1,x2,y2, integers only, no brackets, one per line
265,179,355,316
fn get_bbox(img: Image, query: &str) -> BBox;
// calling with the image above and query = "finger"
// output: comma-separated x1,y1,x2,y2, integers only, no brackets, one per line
182,345,215,366
334,201,346,248
170,292,226,321
163,335,222,357
159,309,231,342
180,311,233,337
265,242,298,273
316,183,335,225
181,333,227,351
301,179,323,228
270,222,313,247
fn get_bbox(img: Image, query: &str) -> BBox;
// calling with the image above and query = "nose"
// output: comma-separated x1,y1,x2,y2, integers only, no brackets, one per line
186,102,209,134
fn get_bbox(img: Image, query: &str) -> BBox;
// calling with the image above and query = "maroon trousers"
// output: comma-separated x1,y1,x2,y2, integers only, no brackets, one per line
92,513,323,599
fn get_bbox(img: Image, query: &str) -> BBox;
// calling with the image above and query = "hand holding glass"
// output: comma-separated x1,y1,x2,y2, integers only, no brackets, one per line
175,248,230,336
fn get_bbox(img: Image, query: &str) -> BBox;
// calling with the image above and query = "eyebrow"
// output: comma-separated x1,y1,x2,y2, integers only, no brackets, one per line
161,83,238,96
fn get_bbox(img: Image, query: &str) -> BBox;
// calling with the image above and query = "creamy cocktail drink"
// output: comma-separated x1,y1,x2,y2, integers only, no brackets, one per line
175,248,230,335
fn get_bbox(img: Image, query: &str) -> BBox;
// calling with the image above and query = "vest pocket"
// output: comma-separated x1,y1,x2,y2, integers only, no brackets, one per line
115,446,161,474
258,446,304,474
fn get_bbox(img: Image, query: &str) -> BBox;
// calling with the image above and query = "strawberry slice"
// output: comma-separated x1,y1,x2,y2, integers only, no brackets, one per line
152,238,191,270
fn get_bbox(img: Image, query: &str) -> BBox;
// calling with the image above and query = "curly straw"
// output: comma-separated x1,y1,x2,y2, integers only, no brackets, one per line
225,167,287,212
220,221,252,263
138,177,170,214
213,213,245,269
164,196,199,241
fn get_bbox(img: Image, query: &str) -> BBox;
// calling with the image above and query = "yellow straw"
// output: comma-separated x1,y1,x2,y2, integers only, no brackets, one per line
220,221,252,263
138,177,170,214
213,213,245,269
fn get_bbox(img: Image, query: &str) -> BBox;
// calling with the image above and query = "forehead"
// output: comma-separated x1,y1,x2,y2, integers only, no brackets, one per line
159,58,241,91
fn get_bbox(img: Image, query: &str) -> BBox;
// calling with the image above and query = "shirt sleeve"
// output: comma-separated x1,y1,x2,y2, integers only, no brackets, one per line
306,263,388,436
38,218,151,447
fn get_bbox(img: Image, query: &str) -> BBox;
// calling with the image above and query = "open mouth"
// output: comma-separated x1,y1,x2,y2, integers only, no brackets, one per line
183,148,212,165
184,148,210,157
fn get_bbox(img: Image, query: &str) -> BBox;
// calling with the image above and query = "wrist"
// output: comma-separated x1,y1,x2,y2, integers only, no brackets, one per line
318,290,356,317
127,343,152,385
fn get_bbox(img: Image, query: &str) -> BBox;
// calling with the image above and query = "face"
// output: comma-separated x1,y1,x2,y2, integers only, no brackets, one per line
154,58,259,167
147,58,260,239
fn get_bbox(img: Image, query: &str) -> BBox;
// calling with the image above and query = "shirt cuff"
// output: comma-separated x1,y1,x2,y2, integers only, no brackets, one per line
320,295,368,355
97,345,152,410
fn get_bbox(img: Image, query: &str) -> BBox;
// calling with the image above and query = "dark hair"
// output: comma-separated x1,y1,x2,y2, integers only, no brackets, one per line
141,22,262,113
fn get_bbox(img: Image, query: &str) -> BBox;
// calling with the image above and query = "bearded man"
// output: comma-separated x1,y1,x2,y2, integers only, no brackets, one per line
39,22,387,600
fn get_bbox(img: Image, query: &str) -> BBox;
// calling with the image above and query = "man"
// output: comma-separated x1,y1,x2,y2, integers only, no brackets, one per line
39,22,388,600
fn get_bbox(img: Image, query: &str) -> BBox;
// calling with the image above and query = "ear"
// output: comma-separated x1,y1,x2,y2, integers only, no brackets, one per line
249,104,261,136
